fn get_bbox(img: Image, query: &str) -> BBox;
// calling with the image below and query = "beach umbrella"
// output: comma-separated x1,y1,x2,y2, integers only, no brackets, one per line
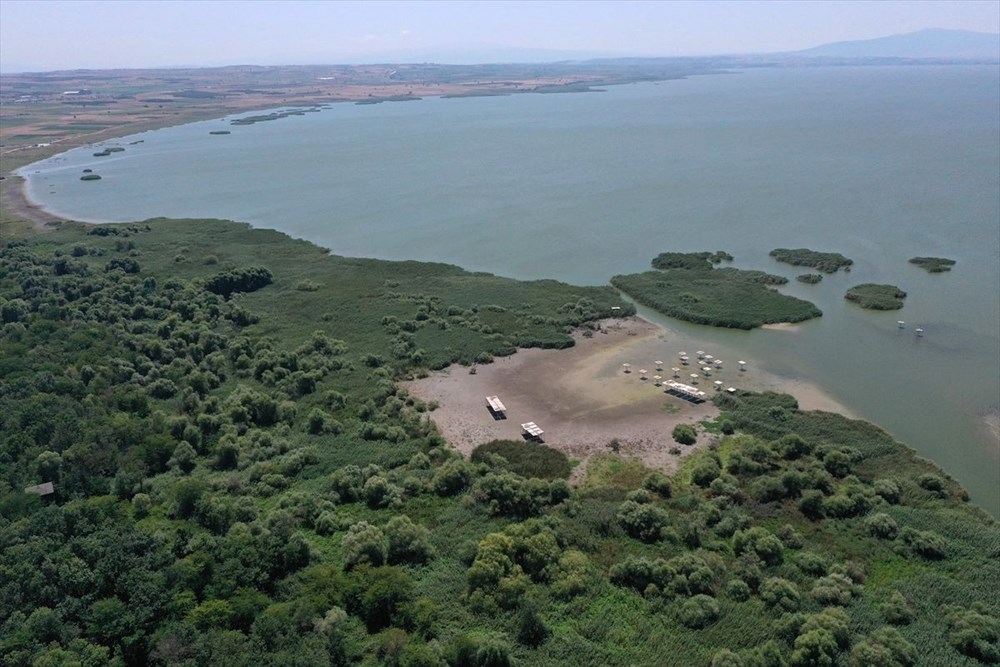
714,359,723,367
655,361,663,369
622,363,631,373
653,375,663,385
671,367,680,377
696,350,705,359
714,380,723,390
705,354,714,361
690,373,699,384
738,361,747,371
679,351,687,358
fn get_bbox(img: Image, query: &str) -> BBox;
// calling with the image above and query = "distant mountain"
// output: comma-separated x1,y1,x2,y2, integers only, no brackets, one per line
796,29,999,60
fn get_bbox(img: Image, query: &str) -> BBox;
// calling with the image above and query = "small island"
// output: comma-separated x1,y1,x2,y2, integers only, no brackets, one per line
651,250,733,270
209,130,232,135
80,174,102,181
612,252,821,329
845,283,907,310
770,247,853,273
910,256,956,273
796,273,823,284
92,150,111,157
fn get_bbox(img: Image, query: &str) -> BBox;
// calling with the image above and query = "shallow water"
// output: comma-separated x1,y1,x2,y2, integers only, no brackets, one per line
22,65,1000,515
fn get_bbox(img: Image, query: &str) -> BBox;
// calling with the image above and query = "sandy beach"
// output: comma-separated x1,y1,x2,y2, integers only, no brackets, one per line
403,316,854,482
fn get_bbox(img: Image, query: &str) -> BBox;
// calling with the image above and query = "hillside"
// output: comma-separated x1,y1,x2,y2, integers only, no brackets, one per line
796,29,1000,60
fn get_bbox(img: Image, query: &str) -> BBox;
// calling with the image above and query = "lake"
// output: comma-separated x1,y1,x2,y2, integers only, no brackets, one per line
21,64,1000,515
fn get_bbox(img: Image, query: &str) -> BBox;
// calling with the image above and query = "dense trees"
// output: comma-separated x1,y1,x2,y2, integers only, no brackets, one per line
1,221,997,666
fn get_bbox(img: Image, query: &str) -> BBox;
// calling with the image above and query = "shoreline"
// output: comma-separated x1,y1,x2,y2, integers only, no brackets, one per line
403,316,855,482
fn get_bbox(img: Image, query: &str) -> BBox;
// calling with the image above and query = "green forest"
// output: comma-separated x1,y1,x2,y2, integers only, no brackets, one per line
1,219,998,667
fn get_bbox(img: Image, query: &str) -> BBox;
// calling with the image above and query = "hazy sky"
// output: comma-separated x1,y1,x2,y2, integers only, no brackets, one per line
1,0,998,71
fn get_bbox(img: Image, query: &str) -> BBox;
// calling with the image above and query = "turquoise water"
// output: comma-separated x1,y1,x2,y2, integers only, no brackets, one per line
21,65,1000,514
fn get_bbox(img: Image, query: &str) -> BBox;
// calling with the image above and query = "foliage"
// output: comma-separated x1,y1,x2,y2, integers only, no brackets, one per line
769,248,853,273
845,283,907,310
1,219,997,667
672,423,698,445
909,256,956,273
650,250,733,271
470,439,571,480
612,265,820,330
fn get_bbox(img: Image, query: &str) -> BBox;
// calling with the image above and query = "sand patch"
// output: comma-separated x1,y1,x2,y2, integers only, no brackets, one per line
403,317,856,481
404,319,715,480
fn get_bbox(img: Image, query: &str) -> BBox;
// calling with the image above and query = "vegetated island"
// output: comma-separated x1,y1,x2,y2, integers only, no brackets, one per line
612,251,822,329
208,130,231,135
0,216,997,666
79,174,101,181
797,273,823,284
845,283,908,310
770,247,854,273
910,256,957,273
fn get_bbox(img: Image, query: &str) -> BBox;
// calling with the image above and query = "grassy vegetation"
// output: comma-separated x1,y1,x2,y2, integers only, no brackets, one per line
1,219,996,667
651,251,733,271
612,262,821,329
471,440,571,480
909,257,957,273
770,248,854,273
845,283,908,310
797,273,823,284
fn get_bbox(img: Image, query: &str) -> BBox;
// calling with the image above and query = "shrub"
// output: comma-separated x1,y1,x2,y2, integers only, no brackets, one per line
917,473,947,498
810,573,860,606
873,479,901,504
849,627,917,667
204,266,273,299
798,490,825,520
691,458,722,487
386,515,433,565
880,592,915,626
725,579,752,602
432,459,473,496
943,603,1000,663
516,607,549,647
642,470,673,498
471,440,571,480
342,521,388,569
759,577,800,612
679,594,720,629
617,500,671,542
733,527,784,566
899,527,948,560
866,513,899,540
673,423,697,445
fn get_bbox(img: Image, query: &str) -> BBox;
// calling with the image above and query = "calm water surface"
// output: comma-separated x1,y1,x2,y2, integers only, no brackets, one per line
22,66,1000,514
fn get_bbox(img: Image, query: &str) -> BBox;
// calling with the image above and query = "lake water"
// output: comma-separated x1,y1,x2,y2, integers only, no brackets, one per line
21,65,1000,515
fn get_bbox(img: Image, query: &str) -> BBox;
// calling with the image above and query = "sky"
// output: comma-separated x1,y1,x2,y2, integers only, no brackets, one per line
1,0,998,72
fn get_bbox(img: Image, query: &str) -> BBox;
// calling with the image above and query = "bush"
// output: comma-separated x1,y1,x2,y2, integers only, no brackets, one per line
866,513,899,540
733,527,784,566
386,515,432,565
849,627,917,667
810,573,860,606
673,423,698,445
691,458,722,487
471,440,571,480
642,470,672,498
880,592,915,626
759,577,800,612
617,500,671,542
204,266,273,299
679,594,720,629
342,521,388,569
943,603,1000,663
900,527,948,560
725,579,752,602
